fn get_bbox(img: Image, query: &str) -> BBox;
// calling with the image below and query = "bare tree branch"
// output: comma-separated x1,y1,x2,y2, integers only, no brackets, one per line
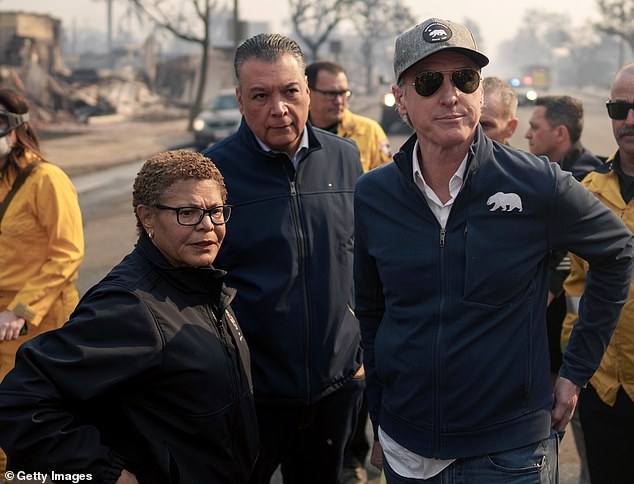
127,0,215,127
129,0,213,43
288,0,354,61
349,0,415,91
595,0,634,55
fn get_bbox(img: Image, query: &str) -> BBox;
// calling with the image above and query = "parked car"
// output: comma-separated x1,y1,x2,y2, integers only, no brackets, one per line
514,84,539,106
509,77,539,106
380,91,412,135
192,89,241,147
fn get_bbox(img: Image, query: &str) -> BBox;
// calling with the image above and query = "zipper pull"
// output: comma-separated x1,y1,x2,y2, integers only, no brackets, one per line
210,309,227,341
440,228,446,248
290,180,297,196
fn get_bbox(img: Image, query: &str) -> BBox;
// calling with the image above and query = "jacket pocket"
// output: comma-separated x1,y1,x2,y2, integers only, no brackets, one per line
462,220,540,307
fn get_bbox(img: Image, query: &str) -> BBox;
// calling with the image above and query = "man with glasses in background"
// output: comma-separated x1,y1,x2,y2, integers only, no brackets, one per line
561,63,634,484
354,18,634,483
307,61,392,173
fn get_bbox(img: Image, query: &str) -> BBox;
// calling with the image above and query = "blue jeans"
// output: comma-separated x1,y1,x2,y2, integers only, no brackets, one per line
383,430,559,483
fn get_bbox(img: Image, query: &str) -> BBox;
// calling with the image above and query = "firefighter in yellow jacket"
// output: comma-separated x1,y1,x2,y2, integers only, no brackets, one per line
0,88,84,471
561,62,634,484
307,60,392,172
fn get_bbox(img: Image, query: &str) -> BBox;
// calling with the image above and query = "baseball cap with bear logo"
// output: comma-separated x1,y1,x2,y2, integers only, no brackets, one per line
393,18,489,82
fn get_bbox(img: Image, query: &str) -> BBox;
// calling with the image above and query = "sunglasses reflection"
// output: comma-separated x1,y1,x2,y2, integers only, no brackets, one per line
412,69,481,97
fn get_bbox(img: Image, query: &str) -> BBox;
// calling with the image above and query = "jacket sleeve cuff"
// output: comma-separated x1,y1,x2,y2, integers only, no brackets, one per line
7,301,38,324
101,452,127,484
558,363,588,389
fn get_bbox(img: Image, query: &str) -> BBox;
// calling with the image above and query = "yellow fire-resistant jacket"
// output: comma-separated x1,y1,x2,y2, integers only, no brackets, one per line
0,158,84,379
562,157,634,405
338,109,392,172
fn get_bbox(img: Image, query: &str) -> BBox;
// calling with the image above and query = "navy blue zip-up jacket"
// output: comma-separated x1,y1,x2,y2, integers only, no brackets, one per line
204,119,363,404
354,130,634,459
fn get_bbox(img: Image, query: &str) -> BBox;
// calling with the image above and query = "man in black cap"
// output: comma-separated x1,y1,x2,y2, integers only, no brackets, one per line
354,17,634,483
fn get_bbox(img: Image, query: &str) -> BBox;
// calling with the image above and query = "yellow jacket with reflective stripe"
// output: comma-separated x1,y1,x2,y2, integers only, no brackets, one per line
0,159,84,326
562,160,634,405
338,109,391,172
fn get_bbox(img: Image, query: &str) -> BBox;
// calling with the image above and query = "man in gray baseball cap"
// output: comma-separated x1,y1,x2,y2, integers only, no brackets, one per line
354,17,634,483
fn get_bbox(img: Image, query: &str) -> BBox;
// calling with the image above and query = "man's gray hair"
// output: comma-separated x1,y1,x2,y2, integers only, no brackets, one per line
234,33,305,80
483,76,518,120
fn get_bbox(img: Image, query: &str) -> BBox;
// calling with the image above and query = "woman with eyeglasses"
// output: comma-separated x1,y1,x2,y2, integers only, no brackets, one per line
0,150,258,483
0,87,84,473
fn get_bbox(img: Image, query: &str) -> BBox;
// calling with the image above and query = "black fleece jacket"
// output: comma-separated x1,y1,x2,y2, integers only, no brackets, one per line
0,235,258,483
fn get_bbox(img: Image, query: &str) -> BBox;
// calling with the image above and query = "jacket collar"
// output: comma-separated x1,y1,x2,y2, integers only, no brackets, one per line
597,151,617,174
135,234,235,307
236,117,322,161
560,142,586,171
393,125,488,180
338,109,359,138
581,151,629,207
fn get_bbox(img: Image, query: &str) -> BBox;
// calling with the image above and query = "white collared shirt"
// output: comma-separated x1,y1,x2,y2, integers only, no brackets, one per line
412,139,468,228
255,128,309,169
378,140,468,479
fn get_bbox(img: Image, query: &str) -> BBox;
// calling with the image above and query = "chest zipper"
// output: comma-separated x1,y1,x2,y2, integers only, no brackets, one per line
208,307,228,346
434,226,448,458
288,176,312,401
209,306,243,478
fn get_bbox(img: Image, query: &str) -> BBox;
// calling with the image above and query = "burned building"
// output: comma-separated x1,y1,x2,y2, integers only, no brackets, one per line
0,11,64,74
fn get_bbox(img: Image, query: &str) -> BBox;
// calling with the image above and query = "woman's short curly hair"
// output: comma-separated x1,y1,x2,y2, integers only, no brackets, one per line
132,150,227,236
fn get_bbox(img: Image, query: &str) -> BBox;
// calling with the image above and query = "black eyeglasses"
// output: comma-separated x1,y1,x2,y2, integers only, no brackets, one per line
311,88,352,101
606,100,634,120
411,68,481,97
154,205,232,226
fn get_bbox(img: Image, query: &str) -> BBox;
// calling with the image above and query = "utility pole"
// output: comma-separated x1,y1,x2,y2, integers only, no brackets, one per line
106,0,114,68
106,0,113,53
233,0,240,50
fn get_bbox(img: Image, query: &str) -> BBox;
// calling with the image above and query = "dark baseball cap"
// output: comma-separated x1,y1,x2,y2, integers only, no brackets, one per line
394,18,489,82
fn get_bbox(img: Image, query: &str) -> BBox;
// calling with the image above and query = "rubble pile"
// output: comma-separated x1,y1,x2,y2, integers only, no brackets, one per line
0,64,186,132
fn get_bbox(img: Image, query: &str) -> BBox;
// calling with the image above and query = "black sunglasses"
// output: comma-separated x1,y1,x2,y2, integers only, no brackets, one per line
411,68,481,97
606,100,634,120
